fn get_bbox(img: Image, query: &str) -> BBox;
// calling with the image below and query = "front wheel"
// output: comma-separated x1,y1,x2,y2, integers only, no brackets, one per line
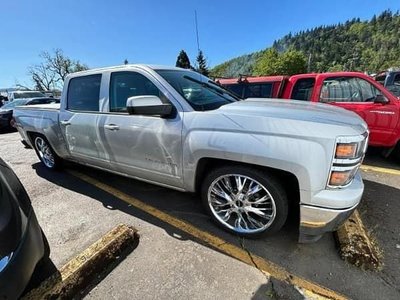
32,135,62,170
201,166,288,238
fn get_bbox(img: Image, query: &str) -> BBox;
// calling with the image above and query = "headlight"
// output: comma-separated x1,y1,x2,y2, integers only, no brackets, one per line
327,132,369,189
335,143,358,159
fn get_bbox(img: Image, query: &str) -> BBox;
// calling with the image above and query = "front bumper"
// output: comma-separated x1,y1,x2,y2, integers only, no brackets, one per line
0,212,45,299
299,172,364,243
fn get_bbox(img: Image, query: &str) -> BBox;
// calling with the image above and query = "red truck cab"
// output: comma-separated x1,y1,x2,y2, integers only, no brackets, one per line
217,72,400,155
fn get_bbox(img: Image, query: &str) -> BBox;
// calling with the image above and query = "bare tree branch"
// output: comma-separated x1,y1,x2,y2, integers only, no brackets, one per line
29,49,89,90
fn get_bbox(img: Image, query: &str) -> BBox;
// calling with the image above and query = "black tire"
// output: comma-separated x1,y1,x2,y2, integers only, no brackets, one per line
41,229,50,258
393,142,400,163
201,165,288,238
31,134,62,170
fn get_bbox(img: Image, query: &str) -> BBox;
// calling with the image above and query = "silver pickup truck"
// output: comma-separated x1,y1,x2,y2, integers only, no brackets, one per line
13,65,369,243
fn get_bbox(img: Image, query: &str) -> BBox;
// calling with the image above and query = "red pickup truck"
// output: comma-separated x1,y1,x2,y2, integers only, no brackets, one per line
217,72,400,159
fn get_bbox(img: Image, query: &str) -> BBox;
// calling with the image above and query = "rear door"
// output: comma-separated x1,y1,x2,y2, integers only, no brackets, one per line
317,75,399,146
59,74,112,169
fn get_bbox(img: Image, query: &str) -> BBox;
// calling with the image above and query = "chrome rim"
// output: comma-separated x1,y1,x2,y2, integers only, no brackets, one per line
208,174,276,234
35,137,55,168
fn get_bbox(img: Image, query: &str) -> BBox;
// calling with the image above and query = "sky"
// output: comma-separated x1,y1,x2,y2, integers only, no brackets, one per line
1,0,399,88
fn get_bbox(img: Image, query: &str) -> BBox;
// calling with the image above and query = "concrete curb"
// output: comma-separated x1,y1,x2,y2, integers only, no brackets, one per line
23,224,139,299
335,210,383,271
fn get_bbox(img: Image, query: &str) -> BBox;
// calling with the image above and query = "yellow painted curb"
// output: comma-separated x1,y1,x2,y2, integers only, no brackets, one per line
68,169,348,300
335,210,383,271
361,165,400,176
23,224,139,299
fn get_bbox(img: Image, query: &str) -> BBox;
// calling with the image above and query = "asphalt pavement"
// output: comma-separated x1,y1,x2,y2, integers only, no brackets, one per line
0,131,399,299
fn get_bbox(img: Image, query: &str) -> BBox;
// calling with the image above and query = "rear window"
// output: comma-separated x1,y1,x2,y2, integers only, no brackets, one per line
291,78,315,101
67,74,102,111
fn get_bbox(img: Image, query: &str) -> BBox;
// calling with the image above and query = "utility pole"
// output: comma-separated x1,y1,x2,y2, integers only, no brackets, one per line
194,10,201,54
307,53,312,73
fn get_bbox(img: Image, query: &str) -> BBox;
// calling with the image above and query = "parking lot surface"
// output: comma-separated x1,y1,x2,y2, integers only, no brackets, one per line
1,131,399,299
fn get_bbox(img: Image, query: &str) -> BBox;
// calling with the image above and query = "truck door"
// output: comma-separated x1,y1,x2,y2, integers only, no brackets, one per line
318,76,399,146
59,74,112,169
102,71,183,188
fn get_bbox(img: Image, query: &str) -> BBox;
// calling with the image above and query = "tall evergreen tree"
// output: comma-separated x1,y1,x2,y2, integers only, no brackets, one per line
195,50,209,76
175,50,191,69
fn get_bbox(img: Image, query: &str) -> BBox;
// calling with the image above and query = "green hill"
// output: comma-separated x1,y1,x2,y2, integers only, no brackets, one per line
211,10,400,77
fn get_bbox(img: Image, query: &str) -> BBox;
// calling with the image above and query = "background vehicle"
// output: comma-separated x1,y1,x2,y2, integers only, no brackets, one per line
374,70,400,97
0,158,49,299
14,65,368,243
218,72,400,159
7,90,46,102
0,95,7,107
0,97,57,130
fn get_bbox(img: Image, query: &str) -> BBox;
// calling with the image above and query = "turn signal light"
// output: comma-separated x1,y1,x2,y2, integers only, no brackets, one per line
335,143,357,159
329,171,351,186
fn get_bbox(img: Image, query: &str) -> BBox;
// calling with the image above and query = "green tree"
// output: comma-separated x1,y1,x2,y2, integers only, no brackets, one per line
253,49,306,76
277,50,307,75
175,50,191,69
253,49,280,75
195,50,209,76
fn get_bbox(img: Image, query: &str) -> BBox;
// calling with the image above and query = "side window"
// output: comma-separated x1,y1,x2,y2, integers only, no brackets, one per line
375,75,386,85
394,74,400,86
67,74,102,111
291,78,315,101
320,77,383,103
245,83,272,98
110,72,165,112
386,74,400,97
225,84,244,98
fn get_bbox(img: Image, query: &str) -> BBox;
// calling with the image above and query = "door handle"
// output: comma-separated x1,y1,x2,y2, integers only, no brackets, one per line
104,124,120,131
60,120,71,126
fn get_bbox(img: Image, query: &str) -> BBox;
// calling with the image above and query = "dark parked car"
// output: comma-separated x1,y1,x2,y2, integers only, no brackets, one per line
374,70,400,97
0,98,56,130
0,158,49,299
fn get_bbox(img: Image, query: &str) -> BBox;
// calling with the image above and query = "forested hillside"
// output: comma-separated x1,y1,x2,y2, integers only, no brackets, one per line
211,10,400,77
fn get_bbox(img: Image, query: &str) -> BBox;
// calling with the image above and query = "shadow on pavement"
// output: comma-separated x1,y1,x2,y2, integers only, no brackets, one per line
31,161,400,300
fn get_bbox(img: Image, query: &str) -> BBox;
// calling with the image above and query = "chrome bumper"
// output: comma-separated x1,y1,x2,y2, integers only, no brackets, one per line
299,173,363,243
299,203,358,243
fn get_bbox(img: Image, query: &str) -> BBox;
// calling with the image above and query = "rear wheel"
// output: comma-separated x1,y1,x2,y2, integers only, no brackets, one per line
393,142,400,163
32,135,62,170
201,166,288,238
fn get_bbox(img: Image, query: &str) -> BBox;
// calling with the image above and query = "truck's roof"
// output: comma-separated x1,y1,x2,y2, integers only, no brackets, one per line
217,76,287,84
217,71,372,85
69,64,185,78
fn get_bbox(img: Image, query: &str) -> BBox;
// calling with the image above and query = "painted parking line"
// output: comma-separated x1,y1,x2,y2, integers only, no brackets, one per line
361,165,400,176
67,169,347,300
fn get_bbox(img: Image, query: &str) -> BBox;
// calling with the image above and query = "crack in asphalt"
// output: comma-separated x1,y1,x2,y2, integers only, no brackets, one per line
238,237,280,299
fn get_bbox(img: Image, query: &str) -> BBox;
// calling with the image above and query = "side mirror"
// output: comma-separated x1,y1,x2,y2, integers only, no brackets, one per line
126,95,173,117
374,94,389,104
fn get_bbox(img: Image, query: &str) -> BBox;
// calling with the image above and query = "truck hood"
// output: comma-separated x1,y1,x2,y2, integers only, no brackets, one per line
218,98,367,131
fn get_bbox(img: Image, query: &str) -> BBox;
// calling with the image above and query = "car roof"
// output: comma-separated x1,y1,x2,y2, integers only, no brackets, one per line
67,64,188,78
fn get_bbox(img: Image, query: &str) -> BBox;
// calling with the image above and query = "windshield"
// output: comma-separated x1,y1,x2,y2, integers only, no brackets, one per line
156,70,239,111
2,99,29,109
13,91,46,99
